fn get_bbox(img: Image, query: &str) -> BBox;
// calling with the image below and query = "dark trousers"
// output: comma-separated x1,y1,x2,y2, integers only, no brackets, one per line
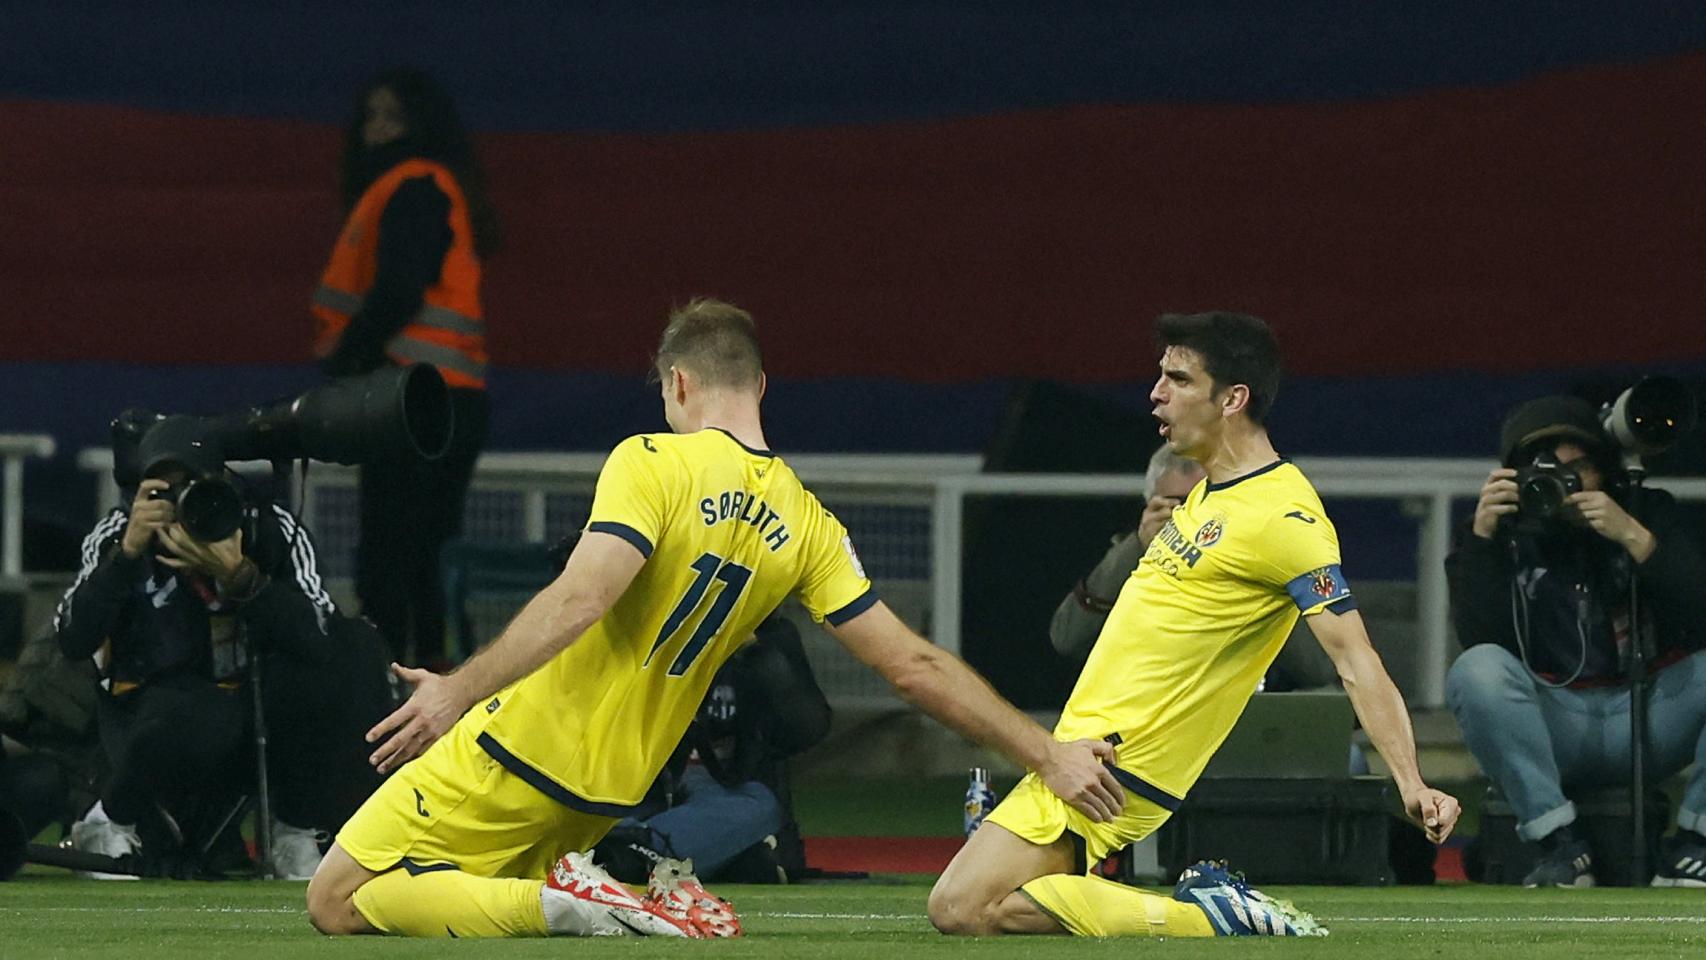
97,679,244,832
357,387,487,664
96,631,390,839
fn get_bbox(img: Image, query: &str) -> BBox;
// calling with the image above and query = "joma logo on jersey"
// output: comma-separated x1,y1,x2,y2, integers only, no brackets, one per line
1153,520,1205,568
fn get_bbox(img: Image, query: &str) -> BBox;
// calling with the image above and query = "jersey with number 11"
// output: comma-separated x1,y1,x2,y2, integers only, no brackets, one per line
469,428,875,810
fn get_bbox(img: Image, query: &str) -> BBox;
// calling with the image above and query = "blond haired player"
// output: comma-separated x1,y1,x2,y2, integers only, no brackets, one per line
305,300,1123,938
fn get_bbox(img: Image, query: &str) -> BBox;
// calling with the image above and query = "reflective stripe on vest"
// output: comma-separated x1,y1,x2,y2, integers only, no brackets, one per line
416,304,485,336
316,286,485,337
313,285,362,316
387,334,490,382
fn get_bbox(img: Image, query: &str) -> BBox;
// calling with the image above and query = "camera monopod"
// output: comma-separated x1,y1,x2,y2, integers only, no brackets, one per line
1600,377,1698,884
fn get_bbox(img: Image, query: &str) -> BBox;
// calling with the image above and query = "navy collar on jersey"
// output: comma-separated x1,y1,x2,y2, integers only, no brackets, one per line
1203,457,1290,496
712,427,774,458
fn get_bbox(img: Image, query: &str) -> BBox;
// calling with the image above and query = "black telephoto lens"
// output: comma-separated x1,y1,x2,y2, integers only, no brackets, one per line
176,478,245,542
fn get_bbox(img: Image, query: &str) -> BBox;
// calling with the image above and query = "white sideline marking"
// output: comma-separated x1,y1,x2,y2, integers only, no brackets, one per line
756,911,926,920
8,907,1706,926
1338,916,1706,924
755,911,1706,925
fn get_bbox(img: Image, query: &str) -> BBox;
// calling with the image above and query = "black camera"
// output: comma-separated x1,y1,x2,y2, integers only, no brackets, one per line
1513,453,1584,532
146,477,248,543
113,364,452,542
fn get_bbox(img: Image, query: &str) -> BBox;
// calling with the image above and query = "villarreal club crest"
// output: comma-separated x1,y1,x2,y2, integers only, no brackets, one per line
1193,516,1226,549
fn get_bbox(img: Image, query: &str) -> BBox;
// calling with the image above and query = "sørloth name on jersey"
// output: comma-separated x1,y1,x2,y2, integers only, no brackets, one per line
699,490,790,551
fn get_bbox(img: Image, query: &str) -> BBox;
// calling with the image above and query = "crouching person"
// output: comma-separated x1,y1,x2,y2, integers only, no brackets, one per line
58,420,385,879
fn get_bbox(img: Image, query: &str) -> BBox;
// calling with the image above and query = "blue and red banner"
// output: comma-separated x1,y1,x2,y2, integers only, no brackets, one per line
3,3,1705,455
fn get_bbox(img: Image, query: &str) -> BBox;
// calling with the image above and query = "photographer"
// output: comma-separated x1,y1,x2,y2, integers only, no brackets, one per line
54,418,384,879
1049,446,1205,660
1446,396,1706,888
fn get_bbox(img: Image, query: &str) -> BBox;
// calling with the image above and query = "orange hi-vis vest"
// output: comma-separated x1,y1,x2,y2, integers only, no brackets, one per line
311,159,488,389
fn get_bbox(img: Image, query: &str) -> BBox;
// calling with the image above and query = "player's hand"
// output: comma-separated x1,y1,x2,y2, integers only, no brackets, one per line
1402,786,1460,844
366,664,468,774
1568,491,1653,559
1471,468,1518,540
121,480,175,558
1136,496,1182,549
1039,738,1125,824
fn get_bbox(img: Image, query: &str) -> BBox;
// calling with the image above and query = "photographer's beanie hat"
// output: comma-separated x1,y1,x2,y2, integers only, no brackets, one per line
137,416,225,479
1499,396,1611,467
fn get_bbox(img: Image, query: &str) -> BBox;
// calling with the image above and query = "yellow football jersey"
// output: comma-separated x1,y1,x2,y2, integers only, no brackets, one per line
463,428,874,814
1054,459,1352,808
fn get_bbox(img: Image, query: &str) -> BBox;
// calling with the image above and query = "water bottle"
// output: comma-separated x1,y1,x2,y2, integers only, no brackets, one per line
964,767,996,837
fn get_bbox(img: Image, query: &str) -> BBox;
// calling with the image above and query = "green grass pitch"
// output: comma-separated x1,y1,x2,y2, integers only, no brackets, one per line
2,874,1702,959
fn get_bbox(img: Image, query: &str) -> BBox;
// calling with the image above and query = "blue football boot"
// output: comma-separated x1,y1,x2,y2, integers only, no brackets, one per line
1172,859,1328,937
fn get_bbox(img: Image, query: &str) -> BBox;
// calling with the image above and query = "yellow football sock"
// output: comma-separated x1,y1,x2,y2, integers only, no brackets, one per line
353,865,549,938
1020,874,1216,937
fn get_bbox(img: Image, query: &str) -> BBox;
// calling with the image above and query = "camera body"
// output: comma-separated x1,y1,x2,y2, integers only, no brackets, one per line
1511,454,1584,535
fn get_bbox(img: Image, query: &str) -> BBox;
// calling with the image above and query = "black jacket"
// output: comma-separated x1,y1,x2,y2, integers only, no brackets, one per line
54,501,339,690
1447,486,1705,684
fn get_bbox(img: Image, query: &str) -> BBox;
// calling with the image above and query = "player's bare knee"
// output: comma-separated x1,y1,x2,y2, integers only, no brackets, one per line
304,888,345,935
926,883,994,936
305,871,364,936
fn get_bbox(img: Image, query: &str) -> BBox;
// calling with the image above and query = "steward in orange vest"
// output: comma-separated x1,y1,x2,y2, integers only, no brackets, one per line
312,156,488,389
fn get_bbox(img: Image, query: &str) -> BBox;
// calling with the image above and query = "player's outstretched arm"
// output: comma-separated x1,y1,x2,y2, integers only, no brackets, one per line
828,600,1126,823
365,531,648,773
1305,605,1460,843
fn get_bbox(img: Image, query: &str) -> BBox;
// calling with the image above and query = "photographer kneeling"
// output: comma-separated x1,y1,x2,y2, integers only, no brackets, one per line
55,418,386,879
1447,396,1706,888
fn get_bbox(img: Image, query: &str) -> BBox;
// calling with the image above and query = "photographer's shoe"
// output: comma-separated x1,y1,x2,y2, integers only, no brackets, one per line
67,802,141,880
1651,832,1706,888
645,857,743,938
1521,838,1595,888
542,851,701,937
1172,859,1327,937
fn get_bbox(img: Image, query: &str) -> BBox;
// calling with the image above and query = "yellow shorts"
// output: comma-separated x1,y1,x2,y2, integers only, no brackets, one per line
336,721,618,880
983,770,1173,865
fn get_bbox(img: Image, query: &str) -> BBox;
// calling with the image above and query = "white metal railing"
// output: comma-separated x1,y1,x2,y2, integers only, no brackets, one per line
0,434,57,577
75,447,1706,708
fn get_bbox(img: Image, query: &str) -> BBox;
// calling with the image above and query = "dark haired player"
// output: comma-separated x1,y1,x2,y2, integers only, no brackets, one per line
927,312,1459,939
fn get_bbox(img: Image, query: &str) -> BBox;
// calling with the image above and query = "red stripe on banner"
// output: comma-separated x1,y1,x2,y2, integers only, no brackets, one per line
5,52,1705,380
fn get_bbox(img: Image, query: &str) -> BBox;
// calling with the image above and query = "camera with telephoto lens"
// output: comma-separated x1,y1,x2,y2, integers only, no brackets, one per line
1512,453,1584,533
1600,376,1698,460
146,476,249,544
112,364,452,543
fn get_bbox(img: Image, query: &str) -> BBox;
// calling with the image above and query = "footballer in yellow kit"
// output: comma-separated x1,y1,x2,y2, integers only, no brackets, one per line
309,299,1123,940
337,427,876,878
985,459,1353,861
929,311,1458,941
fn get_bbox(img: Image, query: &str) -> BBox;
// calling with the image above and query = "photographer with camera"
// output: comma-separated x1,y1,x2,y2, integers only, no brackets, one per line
1446,395,1706,888
54,416,386,879
1049,446,1205,661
